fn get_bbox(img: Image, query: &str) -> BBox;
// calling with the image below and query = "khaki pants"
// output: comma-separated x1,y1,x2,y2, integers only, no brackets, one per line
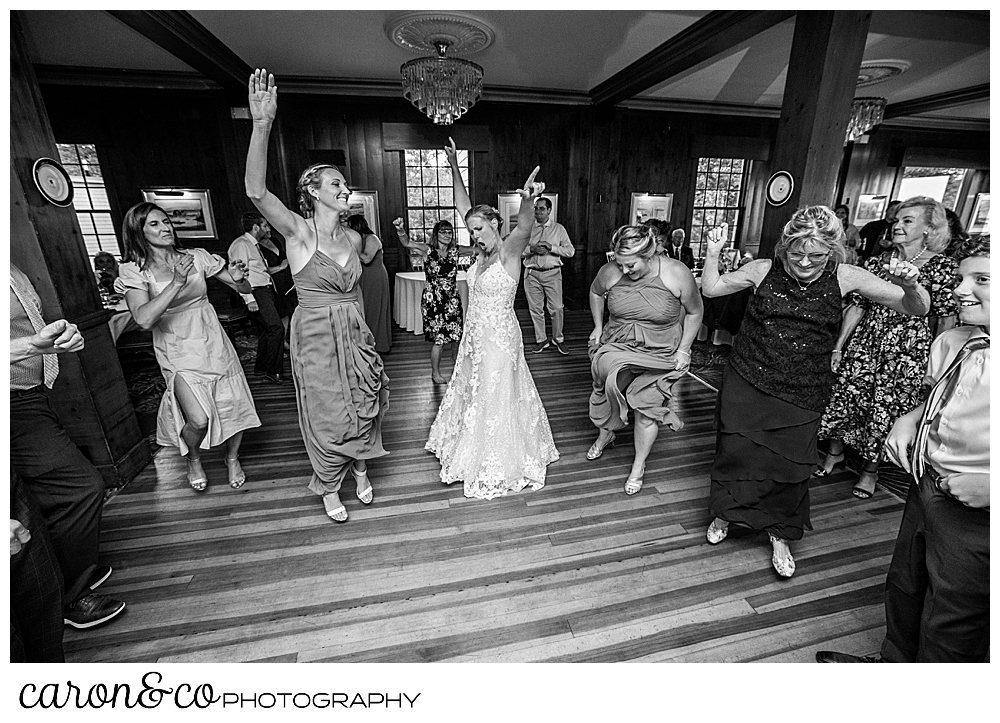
523,267,564,343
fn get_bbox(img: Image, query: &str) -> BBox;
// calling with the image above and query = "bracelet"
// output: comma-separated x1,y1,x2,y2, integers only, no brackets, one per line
676,349,691,357
832,349,842,354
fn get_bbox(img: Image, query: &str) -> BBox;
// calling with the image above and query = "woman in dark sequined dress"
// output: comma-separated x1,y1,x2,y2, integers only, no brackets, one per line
699,207,931,578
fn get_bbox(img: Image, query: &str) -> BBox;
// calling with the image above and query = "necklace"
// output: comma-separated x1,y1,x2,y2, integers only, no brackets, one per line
908,246,929,263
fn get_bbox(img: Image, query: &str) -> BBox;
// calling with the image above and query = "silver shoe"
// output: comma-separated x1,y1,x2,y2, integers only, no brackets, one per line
769,534,796,577
706,518,729,545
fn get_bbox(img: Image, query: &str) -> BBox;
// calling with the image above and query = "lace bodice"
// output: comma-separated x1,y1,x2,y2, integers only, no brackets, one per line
467,259,517,319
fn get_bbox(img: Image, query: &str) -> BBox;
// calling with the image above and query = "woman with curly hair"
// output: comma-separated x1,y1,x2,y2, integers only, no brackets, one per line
817,196,957,499
394,217,476,383
245,68,388,524
701,206,930,578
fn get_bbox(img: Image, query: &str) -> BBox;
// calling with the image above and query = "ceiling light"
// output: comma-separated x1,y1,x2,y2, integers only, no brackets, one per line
846,97,887,144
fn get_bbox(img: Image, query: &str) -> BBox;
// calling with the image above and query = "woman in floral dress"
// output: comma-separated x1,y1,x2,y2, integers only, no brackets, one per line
394,218,475,383
817,197,957,499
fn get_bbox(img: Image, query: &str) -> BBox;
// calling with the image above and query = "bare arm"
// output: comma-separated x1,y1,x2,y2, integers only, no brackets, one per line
391,218,429,255
502,166,543,263
830,304,865,371
588,263,620,346
668,263,704,359
245,69,309,243
124,254,193,330
444,137,472,220
10,319,84,363
838,262,930,317
700,223,768,296
358,234,382,264
212,259,253,295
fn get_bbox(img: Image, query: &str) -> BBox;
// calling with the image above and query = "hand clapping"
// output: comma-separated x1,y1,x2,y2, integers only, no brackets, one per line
248,68,277,123
171,253,195,286
228,258,248,283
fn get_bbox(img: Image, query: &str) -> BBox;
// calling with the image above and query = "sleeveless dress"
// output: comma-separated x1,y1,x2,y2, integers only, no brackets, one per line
425,259,559,500
357,238,393,354
819,253,957,463
290,247,389,496
421,245,464,345
116,248,260,454
709,261,843,540
589,261,686,432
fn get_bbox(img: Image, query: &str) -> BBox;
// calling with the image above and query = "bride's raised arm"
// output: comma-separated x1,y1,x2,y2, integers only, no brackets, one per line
502,166,543,260
444,137,473,221
245,68,308,243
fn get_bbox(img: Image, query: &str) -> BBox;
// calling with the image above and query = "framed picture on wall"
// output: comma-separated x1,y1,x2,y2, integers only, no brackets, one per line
629,193,673,225
346,190,380,237
969,192,990,234
498,192,558,235
141,188,217,239
854,194,888,226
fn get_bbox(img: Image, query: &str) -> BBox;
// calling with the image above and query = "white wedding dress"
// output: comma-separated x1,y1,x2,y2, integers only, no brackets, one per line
425,258,559,499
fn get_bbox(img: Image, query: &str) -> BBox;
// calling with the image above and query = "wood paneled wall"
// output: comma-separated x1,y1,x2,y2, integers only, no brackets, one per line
39,83,987,306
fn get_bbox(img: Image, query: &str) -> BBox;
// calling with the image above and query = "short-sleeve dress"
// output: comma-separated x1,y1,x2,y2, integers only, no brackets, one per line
421,244,463,345
819,252,958,463
116,248,261,454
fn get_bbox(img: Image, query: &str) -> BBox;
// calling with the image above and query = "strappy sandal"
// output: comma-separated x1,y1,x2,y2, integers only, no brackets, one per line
587,432,616,460
769,534,796,578
814,451,845,477
624,472,644,496
353,466,374,505
226,457,247,489
322,493,348,523
852,470,878,500
186,460,207,491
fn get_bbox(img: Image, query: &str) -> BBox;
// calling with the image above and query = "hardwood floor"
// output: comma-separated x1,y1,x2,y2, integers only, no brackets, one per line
65,310,900,663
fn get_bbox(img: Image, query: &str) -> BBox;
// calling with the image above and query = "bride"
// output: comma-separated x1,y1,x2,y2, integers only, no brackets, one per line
425,139,559,500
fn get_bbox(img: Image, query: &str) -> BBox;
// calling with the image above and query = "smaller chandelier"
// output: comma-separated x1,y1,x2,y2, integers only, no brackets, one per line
401,40,483,126
846,97,887,143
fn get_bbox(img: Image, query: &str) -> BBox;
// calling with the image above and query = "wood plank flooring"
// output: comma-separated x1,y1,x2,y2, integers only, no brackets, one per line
65,310,900,663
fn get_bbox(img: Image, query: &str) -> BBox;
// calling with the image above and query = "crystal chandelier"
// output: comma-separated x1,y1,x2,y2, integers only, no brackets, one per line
400,40,483,125
846,97,887,143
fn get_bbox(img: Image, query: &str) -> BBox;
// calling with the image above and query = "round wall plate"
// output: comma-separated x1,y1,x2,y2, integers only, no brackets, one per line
32,158,75,207
765,171,794,207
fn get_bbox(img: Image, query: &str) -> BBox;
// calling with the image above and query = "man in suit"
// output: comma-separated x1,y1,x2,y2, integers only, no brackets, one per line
858,200,901,262
10,264,126,631
522,197,575,355
666,228,695,269
229,212,285,384
817,237,990,663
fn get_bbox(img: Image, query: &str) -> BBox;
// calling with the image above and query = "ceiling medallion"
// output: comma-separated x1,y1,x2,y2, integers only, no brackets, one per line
856,59,910,88
388,13,496,126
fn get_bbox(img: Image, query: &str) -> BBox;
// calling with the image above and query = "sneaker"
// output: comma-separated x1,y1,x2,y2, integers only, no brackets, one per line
531,340,551,354
64,593,126,629
552,340,568,355
88,564,113,591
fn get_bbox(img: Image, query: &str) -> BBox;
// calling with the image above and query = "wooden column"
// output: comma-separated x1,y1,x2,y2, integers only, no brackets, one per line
758,11,871,258
10,12,150,487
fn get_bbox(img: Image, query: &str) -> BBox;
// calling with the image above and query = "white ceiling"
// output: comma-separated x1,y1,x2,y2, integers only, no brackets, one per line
18,9,990,121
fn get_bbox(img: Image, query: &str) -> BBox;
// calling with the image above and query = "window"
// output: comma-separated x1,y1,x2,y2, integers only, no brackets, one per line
898,167,968,209
56,143,119,264
691,157,751,259
403,148,471,247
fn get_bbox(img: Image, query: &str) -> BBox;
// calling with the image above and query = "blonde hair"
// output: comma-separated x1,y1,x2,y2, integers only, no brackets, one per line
610,225,658,259
774,205,846,265
296,163,340,218
896,196,950,252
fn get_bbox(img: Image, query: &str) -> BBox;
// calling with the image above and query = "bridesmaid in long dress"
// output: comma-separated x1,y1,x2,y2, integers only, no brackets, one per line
587,224,703,494
245,68,389,523
346,214,393,354
117,202,260,492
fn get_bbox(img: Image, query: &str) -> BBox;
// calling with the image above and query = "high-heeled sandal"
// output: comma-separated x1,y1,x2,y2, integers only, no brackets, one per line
352,466,373,505
186,460,208,491
769,534,796,578
225,456,247,489
624,471,644,496
322,493,348,523
852,470,878,500
814,451,845,477
587,432,616,460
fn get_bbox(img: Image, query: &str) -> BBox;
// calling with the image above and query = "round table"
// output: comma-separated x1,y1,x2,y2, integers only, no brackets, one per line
393,271,469,335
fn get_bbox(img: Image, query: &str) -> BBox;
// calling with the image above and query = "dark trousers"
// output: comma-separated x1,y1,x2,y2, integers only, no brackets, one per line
252,285,284,376
10,470,65,663
881,475,990,662
10,388,104,608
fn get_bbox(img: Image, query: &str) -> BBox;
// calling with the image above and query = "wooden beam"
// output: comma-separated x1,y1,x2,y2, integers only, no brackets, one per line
883,84,990,119
590,10,795,106
106,10,252,92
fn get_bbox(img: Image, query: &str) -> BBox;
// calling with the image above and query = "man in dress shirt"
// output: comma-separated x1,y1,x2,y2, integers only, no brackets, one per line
229,212,285,384
521,198,575,355
817,238,990,663
666,228,695,269
10,264,126,632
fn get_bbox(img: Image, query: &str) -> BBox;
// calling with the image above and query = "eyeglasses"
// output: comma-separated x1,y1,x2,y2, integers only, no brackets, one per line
787,251,830,263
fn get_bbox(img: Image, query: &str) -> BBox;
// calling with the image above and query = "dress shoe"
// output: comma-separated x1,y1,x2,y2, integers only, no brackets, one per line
815,650,882,663
264,372,284,385
64,593,126,629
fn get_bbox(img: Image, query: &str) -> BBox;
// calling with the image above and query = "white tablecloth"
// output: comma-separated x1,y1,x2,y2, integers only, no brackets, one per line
393,271,468,335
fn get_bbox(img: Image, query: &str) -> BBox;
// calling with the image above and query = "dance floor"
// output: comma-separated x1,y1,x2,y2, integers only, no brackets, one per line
65,310,901,663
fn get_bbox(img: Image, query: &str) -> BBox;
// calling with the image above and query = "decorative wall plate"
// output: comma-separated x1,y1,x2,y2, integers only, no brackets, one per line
32,158,74,207
765,171,794,206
